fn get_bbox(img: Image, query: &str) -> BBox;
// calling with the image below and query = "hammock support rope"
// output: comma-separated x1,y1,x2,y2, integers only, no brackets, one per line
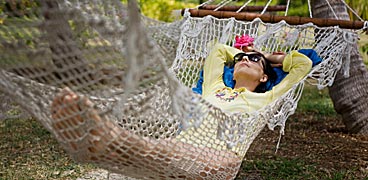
183,8,367,30
198,5,287,12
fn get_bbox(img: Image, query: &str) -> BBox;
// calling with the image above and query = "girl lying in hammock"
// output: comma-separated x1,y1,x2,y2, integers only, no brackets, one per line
197,43,312,113
50,43,313,179
193,35,322,95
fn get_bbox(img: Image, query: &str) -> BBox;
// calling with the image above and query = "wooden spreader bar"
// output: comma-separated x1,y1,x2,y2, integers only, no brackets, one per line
198,5,287,12
183,9,365,30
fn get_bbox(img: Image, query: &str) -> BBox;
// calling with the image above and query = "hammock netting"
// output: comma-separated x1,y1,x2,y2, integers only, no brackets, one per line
0,0,364,179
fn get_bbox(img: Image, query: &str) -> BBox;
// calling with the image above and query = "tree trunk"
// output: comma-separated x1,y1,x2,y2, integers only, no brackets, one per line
312,0,368,134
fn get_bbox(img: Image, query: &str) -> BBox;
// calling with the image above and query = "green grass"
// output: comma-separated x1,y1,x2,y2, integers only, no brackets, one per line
239,157,363,180
240,157,319,179
296,84,336,117
0,117,94,179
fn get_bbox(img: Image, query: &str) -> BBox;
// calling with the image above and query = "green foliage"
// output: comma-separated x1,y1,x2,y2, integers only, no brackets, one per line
0,1,5,14
361,44,368,53
1,0,39,18
359,34,368,51
277,0,309,17
345,0,368,20
121,0,196,22
358,34,368,67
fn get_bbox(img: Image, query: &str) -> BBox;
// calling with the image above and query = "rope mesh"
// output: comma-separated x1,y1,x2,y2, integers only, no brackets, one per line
0,0,361,179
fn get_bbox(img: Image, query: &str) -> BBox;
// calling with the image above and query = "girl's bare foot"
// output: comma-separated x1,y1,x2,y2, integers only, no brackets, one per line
51,88,94,150
51,88,121,155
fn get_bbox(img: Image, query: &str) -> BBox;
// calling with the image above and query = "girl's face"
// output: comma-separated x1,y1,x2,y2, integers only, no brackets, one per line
233,52,268,83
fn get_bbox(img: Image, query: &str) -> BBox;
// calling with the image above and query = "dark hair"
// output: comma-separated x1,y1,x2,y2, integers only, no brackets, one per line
254,57,277,93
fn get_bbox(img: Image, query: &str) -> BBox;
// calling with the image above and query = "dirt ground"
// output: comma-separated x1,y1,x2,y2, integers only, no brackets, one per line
238,113,368,179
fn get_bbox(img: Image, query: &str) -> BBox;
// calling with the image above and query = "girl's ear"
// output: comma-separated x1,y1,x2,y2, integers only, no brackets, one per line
260,74,268,83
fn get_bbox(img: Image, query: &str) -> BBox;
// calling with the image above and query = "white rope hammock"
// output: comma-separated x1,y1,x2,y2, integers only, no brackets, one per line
0,0,365,179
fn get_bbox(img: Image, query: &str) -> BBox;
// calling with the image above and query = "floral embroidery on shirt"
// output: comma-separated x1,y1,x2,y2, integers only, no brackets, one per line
215,88,239,102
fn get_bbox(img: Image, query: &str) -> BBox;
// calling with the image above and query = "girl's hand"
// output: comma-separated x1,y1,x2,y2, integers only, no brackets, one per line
264,52,286,65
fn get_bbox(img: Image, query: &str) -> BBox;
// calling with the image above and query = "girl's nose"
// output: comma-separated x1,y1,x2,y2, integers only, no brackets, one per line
242,56,249,62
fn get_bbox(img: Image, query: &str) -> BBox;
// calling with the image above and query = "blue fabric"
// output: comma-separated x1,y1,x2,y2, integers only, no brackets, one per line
192,49,322,94
298,49,322,66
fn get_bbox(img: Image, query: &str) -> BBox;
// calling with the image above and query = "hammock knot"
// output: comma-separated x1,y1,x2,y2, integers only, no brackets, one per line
364,21,368,31
343,30,358,45
183,8,191,18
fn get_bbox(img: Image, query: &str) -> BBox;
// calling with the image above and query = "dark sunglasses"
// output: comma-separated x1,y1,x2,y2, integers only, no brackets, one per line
233,52,265,64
